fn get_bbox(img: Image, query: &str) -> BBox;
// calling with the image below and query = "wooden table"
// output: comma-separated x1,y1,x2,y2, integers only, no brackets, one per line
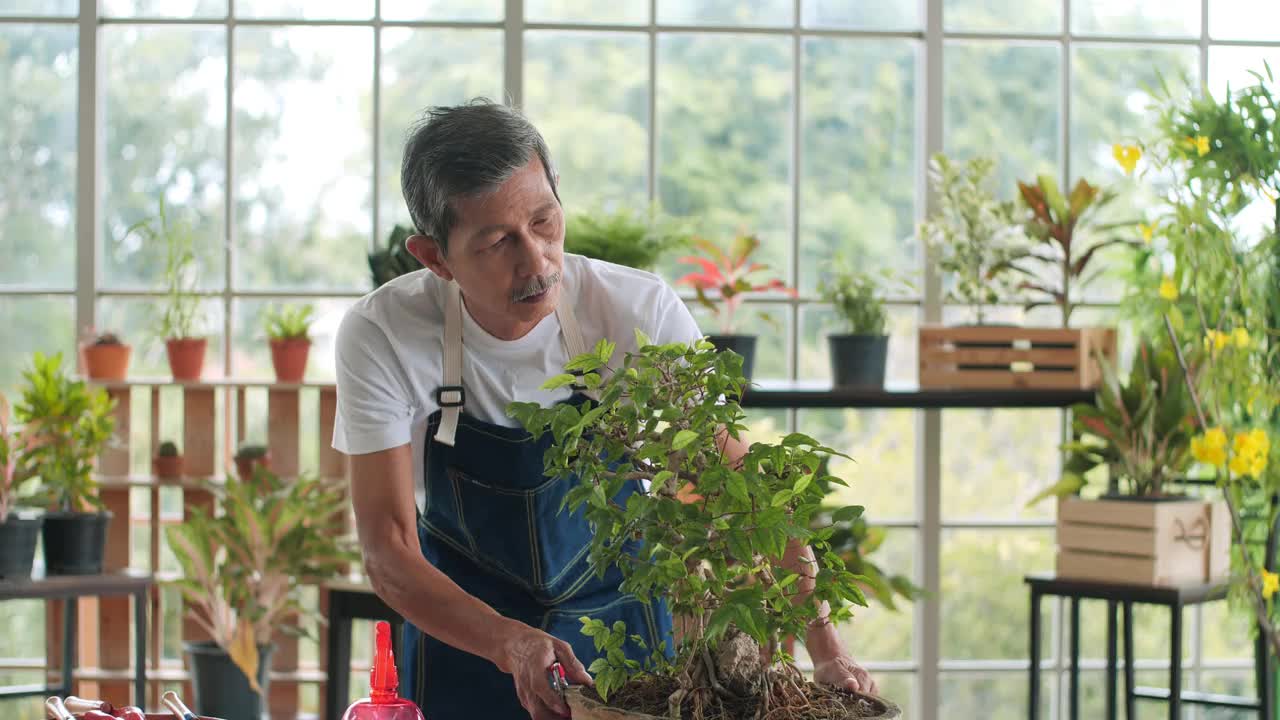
0,570,150,705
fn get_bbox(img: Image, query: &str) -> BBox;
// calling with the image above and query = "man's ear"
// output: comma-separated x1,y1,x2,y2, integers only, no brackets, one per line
406,234,453,281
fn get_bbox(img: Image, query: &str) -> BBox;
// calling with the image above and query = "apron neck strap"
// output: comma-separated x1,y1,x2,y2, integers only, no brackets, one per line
434,279,597,446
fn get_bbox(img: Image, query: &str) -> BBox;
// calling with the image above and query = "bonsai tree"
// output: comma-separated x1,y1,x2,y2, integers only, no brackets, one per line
167,466,358,692
1028,338,1199,505
565,207,689,271
1010,174,1138,326
676,234,795,336
918,153,1028,325
13,352,117,512
368,224,423,289
508,333,891,718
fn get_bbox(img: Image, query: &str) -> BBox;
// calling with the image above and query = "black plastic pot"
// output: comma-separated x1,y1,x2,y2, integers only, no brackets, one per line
187,641,275,720
0,515,42,581
707,334,757,380
42,511,111,575
828,334,889,388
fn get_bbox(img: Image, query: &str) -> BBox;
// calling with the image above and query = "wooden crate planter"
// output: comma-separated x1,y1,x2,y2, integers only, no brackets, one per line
1055,497,1231,586
918,325,1117,390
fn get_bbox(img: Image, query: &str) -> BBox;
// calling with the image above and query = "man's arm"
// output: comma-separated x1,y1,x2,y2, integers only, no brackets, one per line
348,444,591,718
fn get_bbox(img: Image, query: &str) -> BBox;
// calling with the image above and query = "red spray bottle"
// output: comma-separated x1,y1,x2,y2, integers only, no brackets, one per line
342,621,426,720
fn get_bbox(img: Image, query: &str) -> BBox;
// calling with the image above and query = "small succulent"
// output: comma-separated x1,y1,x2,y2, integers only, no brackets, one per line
235,444,269,460
157,441,180,457
94,332,123,345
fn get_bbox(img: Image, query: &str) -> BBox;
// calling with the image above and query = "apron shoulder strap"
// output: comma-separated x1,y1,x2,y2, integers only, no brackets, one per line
433,281,465,446
555,296,600,403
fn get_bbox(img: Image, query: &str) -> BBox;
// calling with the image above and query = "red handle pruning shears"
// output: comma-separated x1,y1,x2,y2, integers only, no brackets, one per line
548,661,569,705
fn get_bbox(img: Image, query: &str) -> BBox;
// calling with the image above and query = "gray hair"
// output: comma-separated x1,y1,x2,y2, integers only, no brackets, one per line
400,98,559,255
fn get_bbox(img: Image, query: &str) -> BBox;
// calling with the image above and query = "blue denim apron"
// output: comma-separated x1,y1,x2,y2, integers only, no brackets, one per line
400,281,673,718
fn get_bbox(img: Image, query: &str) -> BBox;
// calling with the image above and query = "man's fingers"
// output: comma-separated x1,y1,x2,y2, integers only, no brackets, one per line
554,641,594,686
532,670,571,717
530,691,569,720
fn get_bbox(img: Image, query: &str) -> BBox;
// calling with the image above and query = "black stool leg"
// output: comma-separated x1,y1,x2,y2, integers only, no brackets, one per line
1124,601,1135,720
1070,597,1080,720
326,591,352,720
1170,601,1182,720
1030,588,1042,720
1106,599,1117,720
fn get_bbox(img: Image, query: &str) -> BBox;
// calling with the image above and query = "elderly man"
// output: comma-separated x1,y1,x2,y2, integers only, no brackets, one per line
332,99,876,719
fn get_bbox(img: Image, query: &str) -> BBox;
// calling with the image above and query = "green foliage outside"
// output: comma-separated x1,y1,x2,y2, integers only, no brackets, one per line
564,207,689,271
12,353,117,512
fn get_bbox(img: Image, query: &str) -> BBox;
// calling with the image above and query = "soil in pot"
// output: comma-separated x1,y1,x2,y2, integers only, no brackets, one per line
828,335,888,388
0,515,42,581
187,641,274,720
42,511,111,575
269,338,311,383
165,337,207,382
570,672,899,720
706,335,757,380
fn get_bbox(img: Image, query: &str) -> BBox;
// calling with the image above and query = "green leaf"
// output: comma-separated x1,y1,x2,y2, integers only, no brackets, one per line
1026,473,1086,507
770,489,794,507
832,505,864,522
541,374,578,390
672,429,698,450
725,473,749,503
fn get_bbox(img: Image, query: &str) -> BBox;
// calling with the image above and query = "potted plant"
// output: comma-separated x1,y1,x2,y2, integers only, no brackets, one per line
675,234,796,380
14,352,118,575
565,207,689,271
128,196,206,382
153,440,184,480
0,391,42,581
818,267,892,389
368,224,423,289
78,329,131,381
262,303,315,384
1026,338,1227,585
916,154,1117,389
233,444,270,481
166,466,357,720
508,333,900,719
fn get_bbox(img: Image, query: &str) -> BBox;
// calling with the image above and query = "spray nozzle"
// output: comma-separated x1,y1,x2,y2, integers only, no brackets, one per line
370,620,399,701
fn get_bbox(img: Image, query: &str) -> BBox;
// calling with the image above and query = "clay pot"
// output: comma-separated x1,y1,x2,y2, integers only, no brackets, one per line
80,342,131,381
269,337,311,383
153,454,185,480
565,682,901,720
234,452,271,482
165,337,207,382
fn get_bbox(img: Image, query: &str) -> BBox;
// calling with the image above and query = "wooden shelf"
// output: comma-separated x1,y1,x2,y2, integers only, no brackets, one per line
741,381,1094,409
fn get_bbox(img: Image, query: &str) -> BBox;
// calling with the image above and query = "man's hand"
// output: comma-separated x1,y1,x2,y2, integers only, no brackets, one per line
497,623,594,719
814,653,879,696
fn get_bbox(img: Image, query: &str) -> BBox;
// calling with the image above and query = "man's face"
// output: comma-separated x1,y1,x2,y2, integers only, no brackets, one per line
414,157,565,340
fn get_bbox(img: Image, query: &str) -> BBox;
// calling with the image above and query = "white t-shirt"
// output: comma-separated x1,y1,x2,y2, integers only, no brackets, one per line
331,253,704,497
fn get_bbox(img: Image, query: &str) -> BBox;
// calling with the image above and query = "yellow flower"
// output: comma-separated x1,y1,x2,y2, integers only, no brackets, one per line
1250,428,1269,454
1233,327,1250,348
1253,453,1269,477
1264,570,1279,600
1159,276,1178,300
1231,452,1253,477
1195,135,1210,156
1204,330,1229,352
1139,223,1155,244
1192,428,1228,467
1233,428,1269,457
1113,144,1141,175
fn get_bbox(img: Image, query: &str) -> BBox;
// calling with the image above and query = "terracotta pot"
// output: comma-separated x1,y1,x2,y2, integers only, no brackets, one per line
565,682,900,719
153,454,185,480
80,342,131,381
165,337,207,382
234,453,271,482
269,337,311,383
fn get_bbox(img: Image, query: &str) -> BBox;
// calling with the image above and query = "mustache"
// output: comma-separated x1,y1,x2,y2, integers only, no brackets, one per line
511,272,561,302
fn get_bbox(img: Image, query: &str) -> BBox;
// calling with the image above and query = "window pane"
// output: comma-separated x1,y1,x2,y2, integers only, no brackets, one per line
234,27,372,292
103,25,226,291
379,28,502,239
231,297,352,381
657,0,792,27
1209,46,1280,99
807,528,916,661
1200,602,1256,661
941,672,1052,718
235,0,372,19
656,33,792,285
0,1,75,14
799,305,918,389
526,31,648,212
1211,0,1280,41
801,39,918,291
380,0,501,21
941,529,1053,659
797,408,917,520
0,296,74,394
945,41,1060,194
1,24,77,289
96,297,226,378
801,0,918,31
1203,672,1255,702
102,0,226,17
526,0,647,24
944,0,1060,34
942,408,1059,522
1071,0,1199,37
